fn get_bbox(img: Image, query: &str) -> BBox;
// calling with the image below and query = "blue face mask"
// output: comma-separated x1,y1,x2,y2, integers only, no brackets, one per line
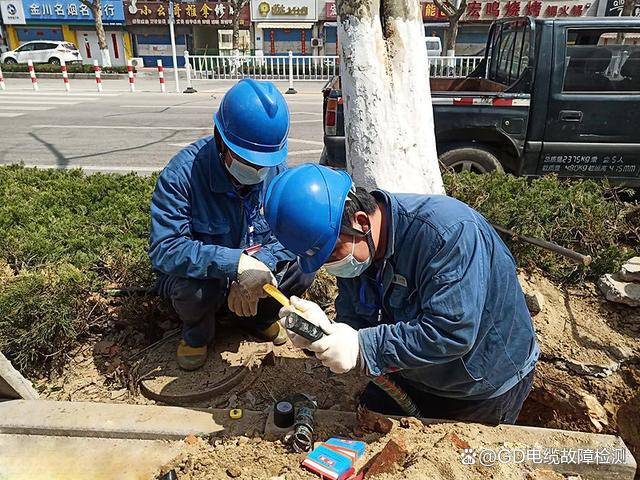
226,156,269,185
324,235,372,278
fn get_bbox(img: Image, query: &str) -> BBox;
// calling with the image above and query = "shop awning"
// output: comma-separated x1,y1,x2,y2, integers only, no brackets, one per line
256,23,314,29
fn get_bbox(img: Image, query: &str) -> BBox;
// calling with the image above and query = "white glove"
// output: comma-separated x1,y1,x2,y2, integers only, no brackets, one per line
279,297,360,374
227,281,258,317
237,254,276,298
278,296,332,349
308,322,360,374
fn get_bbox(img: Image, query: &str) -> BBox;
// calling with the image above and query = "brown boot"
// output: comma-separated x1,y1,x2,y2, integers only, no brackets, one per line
176,340,208,371
251,322,288,346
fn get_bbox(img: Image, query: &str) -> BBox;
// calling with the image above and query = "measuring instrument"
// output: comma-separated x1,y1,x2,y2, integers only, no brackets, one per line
263,284,329,342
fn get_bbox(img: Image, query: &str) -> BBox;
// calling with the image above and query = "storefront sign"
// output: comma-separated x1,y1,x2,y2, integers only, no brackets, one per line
422,1,448,20
0,0,26,24
604,0,640,15
461,0,592,19
125,0,250,25
324,1,336,20
250,0,317,21
19,0,124,23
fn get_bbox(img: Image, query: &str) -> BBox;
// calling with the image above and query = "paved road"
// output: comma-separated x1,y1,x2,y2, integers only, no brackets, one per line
0,76,326,174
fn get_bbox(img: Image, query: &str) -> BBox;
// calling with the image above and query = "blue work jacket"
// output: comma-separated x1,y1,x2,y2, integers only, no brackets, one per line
338,191,539,400
149,136,295,280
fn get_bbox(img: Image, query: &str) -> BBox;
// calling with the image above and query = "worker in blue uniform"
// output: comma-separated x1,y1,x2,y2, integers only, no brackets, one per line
264,164,539,424
149,79,314,371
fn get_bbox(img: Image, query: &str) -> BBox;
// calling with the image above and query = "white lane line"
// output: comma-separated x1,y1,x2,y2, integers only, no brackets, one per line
0,100,80,105
292,112,323,116
33,124,212,131
290,119,321,124
287,149,323,156
167,143,189,147
0,91,119,97
289,138,323,146
0,105,54,111
16,163,160,173
0,113,24,117
119,104,217,109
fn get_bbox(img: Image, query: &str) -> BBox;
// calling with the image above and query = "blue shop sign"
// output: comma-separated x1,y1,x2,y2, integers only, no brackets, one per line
23,0,125,23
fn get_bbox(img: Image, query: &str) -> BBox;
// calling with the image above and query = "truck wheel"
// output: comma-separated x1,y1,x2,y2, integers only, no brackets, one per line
439,146,504,174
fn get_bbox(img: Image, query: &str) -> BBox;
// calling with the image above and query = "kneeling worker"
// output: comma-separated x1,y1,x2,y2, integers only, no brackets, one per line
264,164,539,424
149,79,314,371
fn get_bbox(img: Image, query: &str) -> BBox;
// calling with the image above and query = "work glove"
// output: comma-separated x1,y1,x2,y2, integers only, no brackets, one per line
236,254,277,299
227,281,258,317
279,297,361,374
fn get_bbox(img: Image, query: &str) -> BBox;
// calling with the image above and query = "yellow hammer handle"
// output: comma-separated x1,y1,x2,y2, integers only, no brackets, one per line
262,284,291,308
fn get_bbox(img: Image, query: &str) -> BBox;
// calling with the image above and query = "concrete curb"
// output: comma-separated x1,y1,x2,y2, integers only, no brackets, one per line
0,353,38,400
0,400,636,479
3,72,126,79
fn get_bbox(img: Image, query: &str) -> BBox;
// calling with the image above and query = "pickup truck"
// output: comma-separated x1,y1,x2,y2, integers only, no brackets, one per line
321,17,640,186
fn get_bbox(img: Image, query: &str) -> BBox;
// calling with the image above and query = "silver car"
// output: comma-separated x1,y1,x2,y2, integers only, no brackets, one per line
1,40,82,65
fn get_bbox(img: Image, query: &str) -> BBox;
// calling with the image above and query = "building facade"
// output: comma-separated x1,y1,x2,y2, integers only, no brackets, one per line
0,0,130,65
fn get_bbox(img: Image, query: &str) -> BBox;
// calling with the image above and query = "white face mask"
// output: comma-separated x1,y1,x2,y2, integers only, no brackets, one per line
324,236,372,278
225,156,269,185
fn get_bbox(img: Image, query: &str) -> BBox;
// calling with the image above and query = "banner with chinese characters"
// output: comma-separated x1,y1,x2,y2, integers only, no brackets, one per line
250,0,317,22
324,1,336,20
125,1,250,26
422,0,593,21
21,0,124,23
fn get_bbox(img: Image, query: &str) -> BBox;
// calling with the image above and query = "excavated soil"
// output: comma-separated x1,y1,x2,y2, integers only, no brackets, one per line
35,269,640,478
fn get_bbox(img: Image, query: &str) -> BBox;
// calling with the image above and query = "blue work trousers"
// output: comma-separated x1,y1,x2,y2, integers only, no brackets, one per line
155,260,315,347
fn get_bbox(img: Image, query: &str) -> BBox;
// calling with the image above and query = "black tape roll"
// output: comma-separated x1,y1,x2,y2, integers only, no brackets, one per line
274,400,295,428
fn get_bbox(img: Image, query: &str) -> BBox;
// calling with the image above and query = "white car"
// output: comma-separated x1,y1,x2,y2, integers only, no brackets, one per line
1,40,82,65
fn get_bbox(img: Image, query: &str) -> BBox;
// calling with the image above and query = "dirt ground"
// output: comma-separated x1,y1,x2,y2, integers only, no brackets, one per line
35,269,640,479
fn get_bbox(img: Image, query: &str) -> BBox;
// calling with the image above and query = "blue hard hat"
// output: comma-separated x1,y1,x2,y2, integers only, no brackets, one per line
214,78,289,167
264,164,353,273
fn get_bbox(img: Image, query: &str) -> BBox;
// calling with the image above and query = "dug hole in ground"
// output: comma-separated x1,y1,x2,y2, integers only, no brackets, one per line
27,265,639,480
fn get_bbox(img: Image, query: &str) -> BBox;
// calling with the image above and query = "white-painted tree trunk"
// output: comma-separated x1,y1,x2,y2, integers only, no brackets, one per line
100,48,112,68
337,0,445,194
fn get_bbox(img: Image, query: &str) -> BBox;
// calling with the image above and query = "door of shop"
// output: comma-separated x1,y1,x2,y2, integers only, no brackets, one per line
77,30,125,66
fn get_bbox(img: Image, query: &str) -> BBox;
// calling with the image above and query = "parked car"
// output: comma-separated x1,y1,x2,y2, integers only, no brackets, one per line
1,41,82,65
322,17,640,186
425,36,442,58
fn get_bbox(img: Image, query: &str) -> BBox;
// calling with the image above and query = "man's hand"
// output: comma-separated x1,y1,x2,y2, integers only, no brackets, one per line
237,254,276,297
279,297,360,374
228,281,258,317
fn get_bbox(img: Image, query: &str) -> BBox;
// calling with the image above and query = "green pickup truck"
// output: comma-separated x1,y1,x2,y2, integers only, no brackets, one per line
322,17,640,186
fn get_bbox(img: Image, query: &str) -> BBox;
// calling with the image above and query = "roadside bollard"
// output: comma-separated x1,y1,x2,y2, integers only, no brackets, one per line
27,60,38,92
127,59,135,93
157,59,166,93
183,50,197,94
285,50,296,95
0,64,5,90
93,60,103,92
60,58,70,92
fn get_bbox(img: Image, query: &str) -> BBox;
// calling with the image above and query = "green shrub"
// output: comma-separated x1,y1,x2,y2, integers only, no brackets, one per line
0,165,636,374
443,172,638,280
0,63,131,74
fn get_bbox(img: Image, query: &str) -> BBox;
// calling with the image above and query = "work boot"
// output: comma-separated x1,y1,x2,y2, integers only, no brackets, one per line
176,339,208,371
251,322,288,346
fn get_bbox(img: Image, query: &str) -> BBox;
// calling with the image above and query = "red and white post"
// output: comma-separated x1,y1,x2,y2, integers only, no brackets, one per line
157,59,166,93
127,59,135,93
0,64,5,91
27,60,38,92
93,60,103,93
60,58,70,92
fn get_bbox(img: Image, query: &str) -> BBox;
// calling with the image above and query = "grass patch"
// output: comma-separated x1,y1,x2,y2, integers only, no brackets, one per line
0,165,637,375
0,63,132,74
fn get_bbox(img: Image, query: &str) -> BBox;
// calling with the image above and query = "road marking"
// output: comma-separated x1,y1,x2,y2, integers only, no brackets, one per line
288,138,323,146
0,105,53,111
287,149,323,156
0,112,24,117
0,91,119,97
291,119,322,124
119,104,217,109
292,112,323,116
0,100,80,105
16,163,160,173
33,124,213,131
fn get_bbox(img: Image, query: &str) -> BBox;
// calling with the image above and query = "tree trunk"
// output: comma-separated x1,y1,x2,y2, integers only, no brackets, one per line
445,15,459,56
91,0,112,67
336,0,445,194
231,1,242,56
